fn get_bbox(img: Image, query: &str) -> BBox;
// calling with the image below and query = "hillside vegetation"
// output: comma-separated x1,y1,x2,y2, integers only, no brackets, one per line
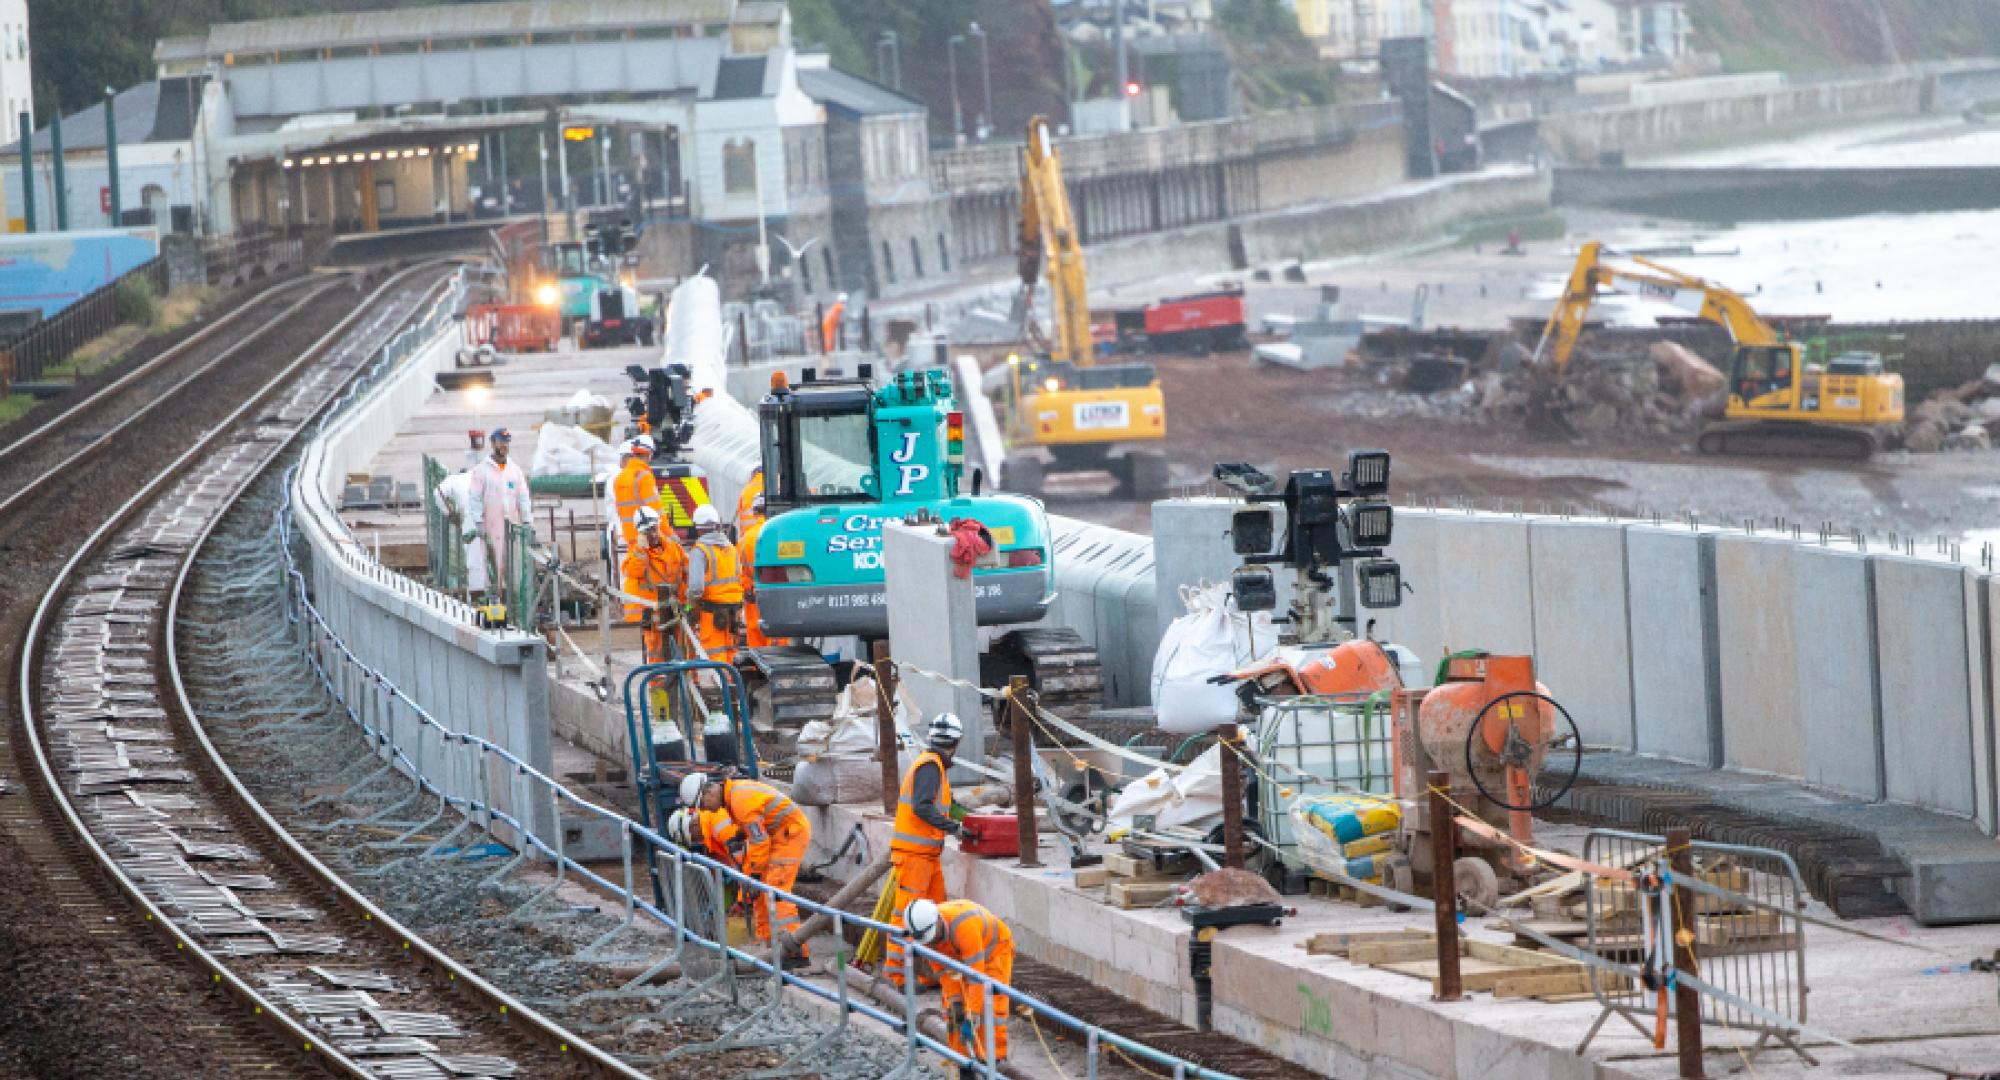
1687,0,2000,73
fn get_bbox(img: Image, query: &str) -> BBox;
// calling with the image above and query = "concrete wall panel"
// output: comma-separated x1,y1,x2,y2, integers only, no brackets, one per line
1793,546,1883,800
1434,514,1536,657
1714,535,1801,777
1625,527,1719,765
1369,509,1441,684
1872,557,1980,818
1528,520,1633,751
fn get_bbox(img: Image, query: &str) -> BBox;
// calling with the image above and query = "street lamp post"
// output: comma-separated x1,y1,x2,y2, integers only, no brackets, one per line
947,35,965,146
970,22,993,141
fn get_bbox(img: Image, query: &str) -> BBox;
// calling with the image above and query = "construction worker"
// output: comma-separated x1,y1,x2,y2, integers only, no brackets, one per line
621,506,687,662
905,898,1014,1069
735,467,764,537
611,435,660,550
464,427,532,595
884,713,965,990
680,773,811,961
821,293,847,354
667,807,740,871
684,504,744,663
737,494,790,649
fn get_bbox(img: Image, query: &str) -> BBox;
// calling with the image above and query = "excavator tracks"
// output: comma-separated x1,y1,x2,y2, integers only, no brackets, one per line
982,627,1106,717
1696,418,1885,459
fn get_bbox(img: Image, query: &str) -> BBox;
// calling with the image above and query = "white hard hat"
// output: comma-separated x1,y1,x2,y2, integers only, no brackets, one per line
626,435,655,457
666,808,693,847
905,898,944,945
634,506,662,533
837,291,849,303
927,712,964,750
678,771,709,808
692,504,722,528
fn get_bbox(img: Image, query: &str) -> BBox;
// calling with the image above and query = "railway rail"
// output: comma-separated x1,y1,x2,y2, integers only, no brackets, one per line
5,260,640,1080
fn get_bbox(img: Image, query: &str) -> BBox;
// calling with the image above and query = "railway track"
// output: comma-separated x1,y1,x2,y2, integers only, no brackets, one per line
3,260,639,1080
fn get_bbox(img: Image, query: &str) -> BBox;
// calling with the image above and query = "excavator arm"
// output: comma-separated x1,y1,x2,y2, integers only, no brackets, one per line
1017,116,1095,367
1534,241,1782,371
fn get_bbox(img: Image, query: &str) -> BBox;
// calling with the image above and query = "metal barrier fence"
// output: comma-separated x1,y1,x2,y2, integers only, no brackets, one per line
421,454,466,592
502,520,539,631
0,256,169,392
269,263,1246,1079
1577,827,1812,1068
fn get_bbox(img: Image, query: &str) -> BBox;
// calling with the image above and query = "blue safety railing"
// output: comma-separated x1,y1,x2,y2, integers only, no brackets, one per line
268,291,1248,1079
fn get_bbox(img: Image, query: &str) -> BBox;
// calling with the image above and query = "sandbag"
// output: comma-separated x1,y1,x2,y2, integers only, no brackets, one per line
791,756,883,807
1106,741,1228,832
1151,583,1275,734
529,422,614,478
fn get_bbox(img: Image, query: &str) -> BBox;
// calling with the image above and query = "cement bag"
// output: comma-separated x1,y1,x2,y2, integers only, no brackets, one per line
791,757,884,807
529,422,613,478
1107,742,1228,832
1152,583,1275,734
1297,793,1401,846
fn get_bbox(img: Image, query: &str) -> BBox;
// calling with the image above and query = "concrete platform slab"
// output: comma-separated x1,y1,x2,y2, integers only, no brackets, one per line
795,792,1998,1079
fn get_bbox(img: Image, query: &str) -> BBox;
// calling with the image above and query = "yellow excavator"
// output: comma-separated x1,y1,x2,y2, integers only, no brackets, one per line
1002,115,1168,498
1536,241,1903,458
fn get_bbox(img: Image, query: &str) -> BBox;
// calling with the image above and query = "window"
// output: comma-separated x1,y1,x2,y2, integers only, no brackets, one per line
723,138,756,196
910,237,924,278
881,241,895,284
938,233,951,273
798,249,813,292
375,179,397,213
822,247,837,289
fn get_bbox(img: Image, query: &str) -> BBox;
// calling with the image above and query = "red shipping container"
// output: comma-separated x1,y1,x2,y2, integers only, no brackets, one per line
958,812,1021,858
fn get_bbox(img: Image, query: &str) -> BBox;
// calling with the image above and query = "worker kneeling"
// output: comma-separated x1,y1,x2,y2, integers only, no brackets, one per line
885,713,965,989
906,898,1014,1068
681,772,810,962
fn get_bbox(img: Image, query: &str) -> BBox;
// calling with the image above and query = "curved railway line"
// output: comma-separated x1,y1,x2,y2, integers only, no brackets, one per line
0,261,639,1080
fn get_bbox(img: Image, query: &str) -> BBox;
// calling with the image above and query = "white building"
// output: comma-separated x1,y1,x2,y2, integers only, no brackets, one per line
1434,0,1686,78
2,78,205,234
1298,0,1428,65
0,0,29,146
1617,0,1689,62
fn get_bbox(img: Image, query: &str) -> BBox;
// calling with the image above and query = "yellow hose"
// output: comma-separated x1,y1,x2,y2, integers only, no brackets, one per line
856,865,901,966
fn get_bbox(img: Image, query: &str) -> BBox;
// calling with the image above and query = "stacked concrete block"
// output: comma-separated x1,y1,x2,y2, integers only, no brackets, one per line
1713,534,1802,777
1623,526,1721,765
1527,519,1634,750
1870,557,1983,821
1792,546,1885,800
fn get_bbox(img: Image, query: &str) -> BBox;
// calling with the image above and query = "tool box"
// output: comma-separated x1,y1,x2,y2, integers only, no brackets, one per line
959,812,1021,858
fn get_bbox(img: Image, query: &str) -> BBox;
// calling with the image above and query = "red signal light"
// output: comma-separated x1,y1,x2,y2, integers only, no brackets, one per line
1124,80,1142,97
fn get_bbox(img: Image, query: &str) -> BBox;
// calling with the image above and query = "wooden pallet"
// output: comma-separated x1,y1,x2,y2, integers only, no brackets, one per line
1299,929,1434,958
1108,879,1181,909
1346,937,1593,998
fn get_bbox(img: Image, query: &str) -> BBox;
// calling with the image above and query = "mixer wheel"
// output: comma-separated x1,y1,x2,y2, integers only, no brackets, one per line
1454,857,1500,912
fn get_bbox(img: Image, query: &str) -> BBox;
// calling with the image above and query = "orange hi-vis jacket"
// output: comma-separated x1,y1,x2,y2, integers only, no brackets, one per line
892,750,952,855
698,807,740,869
736,472,764,535
710,779,804,875
620,539,686,621
692,536,745,605
612,458,660,547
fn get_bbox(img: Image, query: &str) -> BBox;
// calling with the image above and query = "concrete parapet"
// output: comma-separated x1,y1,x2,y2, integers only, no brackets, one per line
1713,534,1802,777
1046,519,1160,706
294,323,555,843
1793,546,1884,801
1871,556,1986,824
1433,513,1537,659
1527,519,1633,750
1624,526,1720,766
1370,508,1442,683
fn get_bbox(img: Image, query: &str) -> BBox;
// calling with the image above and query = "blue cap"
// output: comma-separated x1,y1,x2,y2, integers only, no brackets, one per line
490,427,512,442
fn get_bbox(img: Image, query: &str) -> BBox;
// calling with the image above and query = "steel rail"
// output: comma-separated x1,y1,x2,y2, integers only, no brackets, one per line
0,276,343,519
0,272,319,468
13,259,632,1079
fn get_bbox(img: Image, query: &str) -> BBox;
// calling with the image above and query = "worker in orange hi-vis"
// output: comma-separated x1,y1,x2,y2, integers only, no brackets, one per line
611,435,660,551
621,507,686,663
666,808,741,871
821,293,847,354
884,713,964,990
737,495,791,649
905,898,1014,1069
735,467,764,536
684,504,744,663
680,773,812,964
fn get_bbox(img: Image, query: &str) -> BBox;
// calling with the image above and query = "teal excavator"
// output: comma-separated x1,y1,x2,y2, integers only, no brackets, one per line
740,366,1102,728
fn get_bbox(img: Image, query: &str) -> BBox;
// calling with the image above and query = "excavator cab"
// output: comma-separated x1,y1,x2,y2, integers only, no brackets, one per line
1729,344,1801,411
